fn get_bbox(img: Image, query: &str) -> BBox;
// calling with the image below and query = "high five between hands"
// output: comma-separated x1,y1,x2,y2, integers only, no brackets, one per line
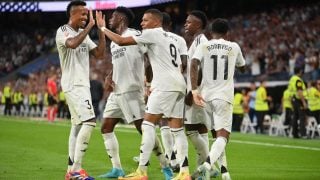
86,9,106,30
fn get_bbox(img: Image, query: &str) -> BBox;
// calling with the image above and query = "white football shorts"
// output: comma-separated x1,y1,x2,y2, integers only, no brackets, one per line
103,90,145,124
65,86,95,125
146,90,184,118
184,104,211,129
206,99,233,132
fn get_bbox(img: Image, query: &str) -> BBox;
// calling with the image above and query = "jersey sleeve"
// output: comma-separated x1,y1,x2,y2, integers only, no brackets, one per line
192,43,205,62
85,35,97,51
132,29,148,54
178,37,188,56
235,43,246,67
132,29,155,45
55,27,70,49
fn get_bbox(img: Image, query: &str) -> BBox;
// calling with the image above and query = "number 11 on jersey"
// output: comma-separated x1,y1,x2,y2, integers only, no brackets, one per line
211,55,228,80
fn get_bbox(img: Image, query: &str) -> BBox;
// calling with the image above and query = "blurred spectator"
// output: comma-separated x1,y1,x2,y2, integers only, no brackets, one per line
3,82,12,115
232,89,247,131
255,80,271,134
307,81,320,124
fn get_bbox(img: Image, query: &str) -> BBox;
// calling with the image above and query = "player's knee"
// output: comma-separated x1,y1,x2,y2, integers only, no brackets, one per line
186,130,199,137
216,129,230,140
83,121,96,127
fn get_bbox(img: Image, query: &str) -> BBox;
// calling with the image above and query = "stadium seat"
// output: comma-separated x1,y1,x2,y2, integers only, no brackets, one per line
306,117,318,139
240,113,256,134
268,113,289,137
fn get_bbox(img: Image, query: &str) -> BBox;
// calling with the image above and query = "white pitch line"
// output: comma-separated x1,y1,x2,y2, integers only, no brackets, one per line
230,139,320,151
115,128,320,152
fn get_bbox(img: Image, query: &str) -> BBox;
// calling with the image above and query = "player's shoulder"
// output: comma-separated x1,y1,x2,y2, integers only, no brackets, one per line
169,32,185,42
57,25,70,32
126,28,142,36
193,33,208,46
56,25,74,37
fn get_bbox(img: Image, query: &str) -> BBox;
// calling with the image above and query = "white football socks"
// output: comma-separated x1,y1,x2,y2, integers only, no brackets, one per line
67,124,81,172
187,130,209,166
208,137,227,167
172,127,189,172
160,126,176,165
102,132,122,169
153,135,169,168
139,121,155,172
71,122,95,172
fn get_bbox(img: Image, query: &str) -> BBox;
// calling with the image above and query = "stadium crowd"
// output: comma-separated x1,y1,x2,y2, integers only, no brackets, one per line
0,29,56,77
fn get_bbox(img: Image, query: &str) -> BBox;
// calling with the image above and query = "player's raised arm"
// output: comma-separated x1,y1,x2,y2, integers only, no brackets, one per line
65,9,95,49
100,25,137,46
91,10,106,59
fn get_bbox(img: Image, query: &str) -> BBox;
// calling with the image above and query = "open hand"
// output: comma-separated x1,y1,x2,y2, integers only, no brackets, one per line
192,92,205,107
96,11,106,28
87,8,95,28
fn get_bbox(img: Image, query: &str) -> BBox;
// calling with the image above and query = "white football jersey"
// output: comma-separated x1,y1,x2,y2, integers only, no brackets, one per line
56,25,97,92
167,31,188,66
192,38,246,103
111,28,146,94
132,27,186,93
186,34,208,91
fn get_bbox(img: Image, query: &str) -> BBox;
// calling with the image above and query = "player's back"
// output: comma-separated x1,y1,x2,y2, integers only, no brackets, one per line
193,38,245,103
134,27,186,93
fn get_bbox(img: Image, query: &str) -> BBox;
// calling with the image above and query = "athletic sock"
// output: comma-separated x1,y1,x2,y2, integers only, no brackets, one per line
71,122,95,172
102,132,122,169
218,150,228,170
186,130,209,166
153,134,169,168
138,121,156,172
172,127,189,172
160,126,175,165
200,133,209,147
67,124,81,172
208,137,227,167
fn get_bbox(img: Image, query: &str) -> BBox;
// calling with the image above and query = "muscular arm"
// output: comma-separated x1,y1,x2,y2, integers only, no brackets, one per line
190,58,200,90
65,9,95,49
90,28,106,59
65,25,94,49
101,27,137,46
180,55,188,73
144,54,153,83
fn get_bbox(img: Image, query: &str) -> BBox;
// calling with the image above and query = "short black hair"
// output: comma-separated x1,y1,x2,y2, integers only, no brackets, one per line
190,10,207,29
162,12,171,28
145,8,163,22
66,0,86,19
211,18,230,35
115,6,135,24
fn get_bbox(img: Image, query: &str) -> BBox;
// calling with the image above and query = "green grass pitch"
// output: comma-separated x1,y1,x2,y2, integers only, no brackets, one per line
0,116,320,179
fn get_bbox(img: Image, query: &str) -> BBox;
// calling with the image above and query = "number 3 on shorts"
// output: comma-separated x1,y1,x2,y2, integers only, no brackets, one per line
85,100,92,109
